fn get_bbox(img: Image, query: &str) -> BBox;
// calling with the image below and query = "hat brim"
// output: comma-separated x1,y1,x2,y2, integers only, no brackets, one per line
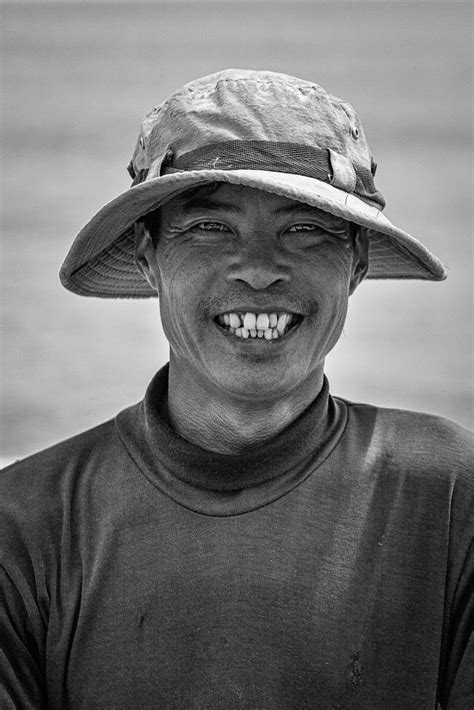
60,169,447,297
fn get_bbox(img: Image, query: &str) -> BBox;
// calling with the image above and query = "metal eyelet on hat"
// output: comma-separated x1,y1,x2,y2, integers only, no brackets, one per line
351,126,360,140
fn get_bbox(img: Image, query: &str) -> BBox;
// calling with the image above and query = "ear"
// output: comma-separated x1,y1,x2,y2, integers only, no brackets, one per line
349,225,369,295
134,221,161,293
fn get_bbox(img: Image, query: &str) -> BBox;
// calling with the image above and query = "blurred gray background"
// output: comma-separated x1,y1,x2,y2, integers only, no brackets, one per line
1,0,472,464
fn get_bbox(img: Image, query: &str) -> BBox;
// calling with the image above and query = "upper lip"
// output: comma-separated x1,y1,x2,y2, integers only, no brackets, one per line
213,306,304,316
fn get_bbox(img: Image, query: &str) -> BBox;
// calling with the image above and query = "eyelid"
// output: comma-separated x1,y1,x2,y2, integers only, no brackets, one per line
192,221,231,231
287,223,323,231
286,222,347,237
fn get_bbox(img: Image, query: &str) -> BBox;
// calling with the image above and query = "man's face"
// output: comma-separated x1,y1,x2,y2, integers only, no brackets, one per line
137,184,367,401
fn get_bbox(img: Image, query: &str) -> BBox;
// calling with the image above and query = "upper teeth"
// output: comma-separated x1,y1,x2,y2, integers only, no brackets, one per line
218,312,296,340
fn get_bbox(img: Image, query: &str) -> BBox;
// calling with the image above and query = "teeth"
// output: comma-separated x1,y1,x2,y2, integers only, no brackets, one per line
218,311,299,340
277,313,288,333
243,312,256,330
229,313,241,329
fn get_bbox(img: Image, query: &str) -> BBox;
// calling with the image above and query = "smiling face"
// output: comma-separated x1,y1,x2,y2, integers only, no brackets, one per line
135,183,368,403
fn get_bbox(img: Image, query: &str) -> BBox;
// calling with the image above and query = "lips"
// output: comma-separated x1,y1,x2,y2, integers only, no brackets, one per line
214,311,302,340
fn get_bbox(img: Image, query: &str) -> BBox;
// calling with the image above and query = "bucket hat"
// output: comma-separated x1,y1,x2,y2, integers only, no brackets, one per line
60,69,447,298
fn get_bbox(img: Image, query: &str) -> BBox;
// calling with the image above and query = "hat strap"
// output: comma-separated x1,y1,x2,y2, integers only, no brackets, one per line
159,140,385,209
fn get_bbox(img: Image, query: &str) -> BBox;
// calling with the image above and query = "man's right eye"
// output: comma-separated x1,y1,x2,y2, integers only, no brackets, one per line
193,222,230,232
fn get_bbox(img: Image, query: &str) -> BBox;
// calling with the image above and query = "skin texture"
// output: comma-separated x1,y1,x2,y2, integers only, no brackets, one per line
135,183,368,453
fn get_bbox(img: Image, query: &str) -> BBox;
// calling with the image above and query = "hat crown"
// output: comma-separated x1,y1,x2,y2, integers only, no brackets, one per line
130,69,373,179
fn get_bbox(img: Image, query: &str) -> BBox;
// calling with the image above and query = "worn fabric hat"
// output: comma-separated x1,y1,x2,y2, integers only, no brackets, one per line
60,69,447,297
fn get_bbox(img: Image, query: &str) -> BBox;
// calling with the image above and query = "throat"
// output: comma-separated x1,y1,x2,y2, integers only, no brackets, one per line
171,401,294,454
166,360,324,454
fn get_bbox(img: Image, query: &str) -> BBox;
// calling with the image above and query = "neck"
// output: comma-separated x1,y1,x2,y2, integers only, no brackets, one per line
165,358,325,454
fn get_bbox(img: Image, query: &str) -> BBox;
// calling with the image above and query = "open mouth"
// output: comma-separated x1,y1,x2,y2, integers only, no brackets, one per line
214,311,303,340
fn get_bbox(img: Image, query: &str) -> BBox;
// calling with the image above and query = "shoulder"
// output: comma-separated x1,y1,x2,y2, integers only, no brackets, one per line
343,398,473,453
374,405,472,459
337,401,473,567
0,402,146,598
339,398,473,487
1,417,117,491
0,416,126,541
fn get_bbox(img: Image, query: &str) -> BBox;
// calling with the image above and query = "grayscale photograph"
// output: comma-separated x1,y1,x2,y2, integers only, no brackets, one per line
1,1,473,708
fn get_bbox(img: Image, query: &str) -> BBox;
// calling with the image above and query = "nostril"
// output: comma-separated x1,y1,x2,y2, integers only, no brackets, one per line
226,262,291,290
233,274,289,290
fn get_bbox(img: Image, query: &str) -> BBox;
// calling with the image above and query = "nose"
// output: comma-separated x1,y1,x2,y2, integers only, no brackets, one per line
225,240,291,291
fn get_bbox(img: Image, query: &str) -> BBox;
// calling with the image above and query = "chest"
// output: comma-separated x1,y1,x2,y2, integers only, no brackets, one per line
45,490,446,708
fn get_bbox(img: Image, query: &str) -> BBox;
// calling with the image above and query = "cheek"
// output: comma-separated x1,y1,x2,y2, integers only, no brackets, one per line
156,246,189,308
302,246,352,350
325,242,354,283
304,243,354,301
155,249,213,344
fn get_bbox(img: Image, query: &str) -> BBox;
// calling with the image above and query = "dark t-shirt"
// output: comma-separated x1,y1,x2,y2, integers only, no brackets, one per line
1,367,473,709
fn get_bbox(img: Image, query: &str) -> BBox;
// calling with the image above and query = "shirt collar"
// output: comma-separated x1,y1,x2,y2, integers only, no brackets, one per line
116,364,347,516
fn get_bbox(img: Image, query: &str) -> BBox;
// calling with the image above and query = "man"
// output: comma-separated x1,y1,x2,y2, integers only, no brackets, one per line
1,69,472,709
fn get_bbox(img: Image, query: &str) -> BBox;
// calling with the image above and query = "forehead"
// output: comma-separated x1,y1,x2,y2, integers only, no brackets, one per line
164,183,335,219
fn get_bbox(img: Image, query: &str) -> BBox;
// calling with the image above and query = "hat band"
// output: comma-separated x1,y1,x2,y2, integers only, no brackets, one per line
159,140,385,209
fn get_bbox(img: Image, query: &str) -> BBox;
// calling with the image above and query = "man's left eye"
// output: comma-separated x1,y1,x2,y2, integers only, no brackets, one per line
287,224,326,234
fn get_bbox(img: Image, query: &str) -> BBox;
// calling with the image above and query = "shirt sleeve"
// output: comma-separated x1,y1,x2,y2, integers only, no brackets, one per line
447,632,474,709
444,539,474,709
0,564,48,709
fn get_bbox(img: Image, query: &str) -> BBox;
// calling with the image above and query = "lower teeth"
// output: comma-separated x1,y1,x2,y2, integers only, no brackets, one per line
228,326,286,340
